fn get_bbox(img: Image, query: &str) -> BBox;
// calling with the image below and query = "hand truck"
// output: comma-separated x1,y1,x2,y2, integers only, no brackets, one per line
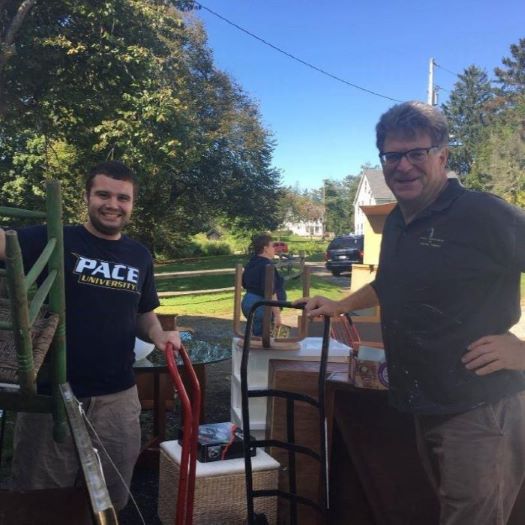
164,342,202,525
240,300,333,525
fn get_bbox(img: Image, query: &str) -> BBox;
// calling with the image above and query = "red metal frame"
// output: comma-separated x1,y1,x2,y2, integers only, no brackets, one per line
164,342,202,525
331,314,361,353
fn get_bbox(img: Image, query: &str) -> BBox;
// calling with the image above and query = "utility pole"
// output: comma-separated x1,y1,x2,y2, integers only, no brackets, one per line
427,57,436,105
322,179,326,238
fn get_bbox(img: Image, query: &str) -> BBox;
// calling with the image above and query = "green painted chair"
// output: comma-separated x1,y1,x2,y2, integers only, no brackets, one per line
0,181,118,524
0,180,67,442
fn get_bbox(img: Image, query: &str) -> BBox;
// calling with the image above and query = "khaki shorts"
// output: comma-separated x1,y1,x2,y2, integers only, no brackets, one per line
11,385,141,511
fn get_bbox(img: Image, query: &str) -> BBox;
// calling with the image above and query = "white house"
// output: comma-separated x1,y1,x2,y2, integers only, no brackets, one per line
282,217,324,237
353,168,396,235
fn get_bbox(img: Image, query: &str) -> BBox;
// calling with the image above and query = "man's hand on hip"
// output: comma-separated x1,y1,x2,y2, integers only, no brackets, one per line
462,333,525,375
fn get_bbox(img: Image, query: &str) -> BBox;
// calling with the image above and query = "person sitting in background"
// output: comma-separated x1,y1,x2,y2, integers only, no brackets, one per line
241,234,286,336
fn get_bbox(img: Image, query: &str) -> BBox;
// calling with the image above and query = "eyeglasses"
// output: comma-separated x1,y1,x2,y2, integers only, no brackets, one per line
379,146,442,167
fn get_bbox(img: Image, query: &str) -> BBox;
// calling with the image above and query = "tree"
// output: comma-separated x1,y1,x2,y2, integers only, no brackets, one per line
442,65,493,176
279,189,324,225
323,175,360,235
468,97,525,205
0,0,37,115
464,39,525,202
494,38,525,97
0,0,282,256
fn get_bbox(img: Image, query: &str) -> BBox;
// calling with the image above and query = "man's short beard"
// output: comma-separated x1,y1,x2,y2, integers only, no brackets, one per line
88,212,128,236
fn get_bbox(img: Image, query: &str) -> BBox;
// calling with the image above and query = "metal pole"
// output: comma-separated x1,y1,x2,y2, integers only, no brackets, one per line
427,57,435,105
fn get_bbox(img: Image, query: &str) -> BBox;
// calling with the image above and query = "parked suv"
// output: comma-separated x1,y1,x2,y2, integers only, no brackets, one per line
325,234,364,276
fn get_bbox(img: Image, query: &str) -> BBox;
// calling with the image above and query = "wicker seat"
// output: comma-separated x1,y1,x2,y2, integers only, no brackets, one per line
0,299,59,385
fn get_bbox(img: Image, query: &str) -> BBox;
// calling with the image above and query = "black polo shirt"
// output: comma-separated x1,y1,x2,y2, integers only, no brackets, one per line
371,179,525,414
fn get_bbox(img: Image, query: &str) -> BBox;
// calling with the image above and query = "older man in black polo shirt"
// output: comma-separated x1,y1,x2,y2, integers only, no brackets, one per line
302,101,525,525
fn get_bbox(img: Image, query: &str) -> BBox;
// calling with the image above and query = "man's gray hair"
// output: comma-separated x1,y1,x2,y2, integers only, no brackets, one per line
376,101,449,152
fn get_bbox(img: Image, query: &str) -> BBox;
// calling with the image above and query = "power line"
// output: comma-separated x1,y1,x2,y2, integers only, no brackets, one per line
194,1,402,103
434,62,459,77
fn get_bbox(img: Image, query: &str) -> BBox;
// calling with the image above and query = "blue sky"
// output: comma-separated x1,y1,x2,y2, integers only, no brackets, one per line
189,0,524,190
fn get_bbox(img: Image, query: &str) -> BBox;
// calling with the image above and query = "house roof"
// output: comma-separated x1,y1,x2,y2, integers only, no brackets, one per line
364,169,395,201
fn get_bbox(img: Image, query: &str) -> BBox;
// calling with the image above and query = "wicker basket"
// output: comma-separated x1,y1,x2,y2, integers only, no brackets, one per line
158,441,279,525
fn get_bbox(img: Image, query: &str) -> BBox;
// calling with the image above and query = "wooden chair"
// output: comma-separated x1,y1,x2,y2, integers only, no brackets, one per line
0,181,118,524
0,180,67,441
233,262,309,349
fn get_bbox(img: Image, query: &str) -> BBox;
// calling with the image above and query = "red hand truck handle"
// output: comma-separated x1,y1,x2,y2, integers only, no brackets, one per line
164,342,202,525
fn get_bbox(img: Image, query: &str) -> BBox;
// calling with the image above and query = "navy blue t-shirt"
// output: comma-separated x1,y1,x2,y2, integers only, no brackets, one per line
17,225,159,397
372,180,525,414
242,255,286,301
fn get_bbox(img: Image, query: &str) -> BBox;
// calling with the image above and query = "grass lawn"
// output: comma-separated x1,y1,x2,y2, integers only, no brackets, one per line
156,273,235,293
156,274,349,316
155,253,319,293
155,254,246,273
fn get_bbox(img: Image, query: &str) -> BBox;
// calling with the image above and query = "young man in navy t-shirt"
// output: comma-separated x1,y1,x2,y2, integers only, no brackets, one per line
0,161,180,511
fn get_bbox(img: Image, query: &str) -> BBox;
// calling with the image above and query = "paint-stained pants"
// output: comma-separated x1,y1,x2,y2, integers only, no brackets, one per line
415,390,525,525
11,385,141,511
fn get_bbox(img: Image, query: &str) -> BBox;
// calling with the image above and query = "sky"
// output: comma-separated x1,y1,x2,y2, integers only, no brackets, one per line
188,0,524,190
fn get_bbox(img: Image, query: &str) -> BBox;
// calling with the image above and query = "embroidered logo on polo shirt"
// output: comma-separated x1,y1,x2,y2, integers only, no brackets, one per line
419,228,444,248
73,254,139,292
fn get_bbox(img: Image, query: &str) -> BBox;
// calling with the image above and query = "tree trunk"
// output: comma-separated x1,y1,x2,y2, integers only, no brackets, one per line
0,0,37,114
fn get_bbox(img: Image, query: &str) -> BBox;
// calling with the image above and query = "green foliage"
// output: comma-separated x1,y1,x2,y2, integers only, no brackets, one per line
278,187,324,224
200,242,232,256
277,234,327,256
442,65,493,176
323,175,360,235
494,38,525,97
441,39,525,203
278,174,360,237
467,96,525,205
0,0,281,254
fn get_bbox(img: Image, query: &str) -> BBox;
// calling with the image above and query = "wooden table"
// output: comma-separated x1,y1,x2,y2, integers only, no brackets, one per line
326,371,438,524
265,360,439,524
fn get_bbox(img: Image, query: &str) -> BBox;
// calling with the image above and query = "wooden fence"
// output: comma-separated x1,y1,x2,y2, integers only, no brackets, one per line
154,254,306,298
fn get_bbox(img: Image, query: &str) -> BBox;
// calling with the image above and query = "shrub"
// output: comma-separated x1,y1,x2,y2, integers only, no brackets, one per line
201,242,232,256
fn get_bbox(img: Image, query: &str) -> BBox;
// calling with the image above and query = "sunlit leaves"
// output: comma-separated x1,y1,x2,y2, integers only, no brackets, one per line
0,0,282,256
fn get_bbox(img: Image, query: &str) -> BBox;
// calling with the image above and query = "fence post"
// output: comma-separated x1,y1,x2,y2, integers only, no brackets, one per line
233,264,243,337
262,264,274,348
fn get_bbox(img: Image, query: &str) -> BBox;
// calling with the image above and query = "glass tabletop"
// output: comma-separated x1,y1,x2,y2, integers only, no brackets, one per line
133,334,231,370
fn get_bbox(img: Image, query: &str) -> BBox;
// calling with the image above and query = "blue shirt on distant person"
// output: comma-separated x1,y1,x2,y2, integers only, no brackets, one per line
241,234,286,336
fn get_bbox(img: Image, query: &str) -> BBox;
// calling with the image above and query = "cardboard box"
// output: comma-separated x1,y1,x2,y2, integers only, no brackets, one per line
179,422,256,463
349,345,389,390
